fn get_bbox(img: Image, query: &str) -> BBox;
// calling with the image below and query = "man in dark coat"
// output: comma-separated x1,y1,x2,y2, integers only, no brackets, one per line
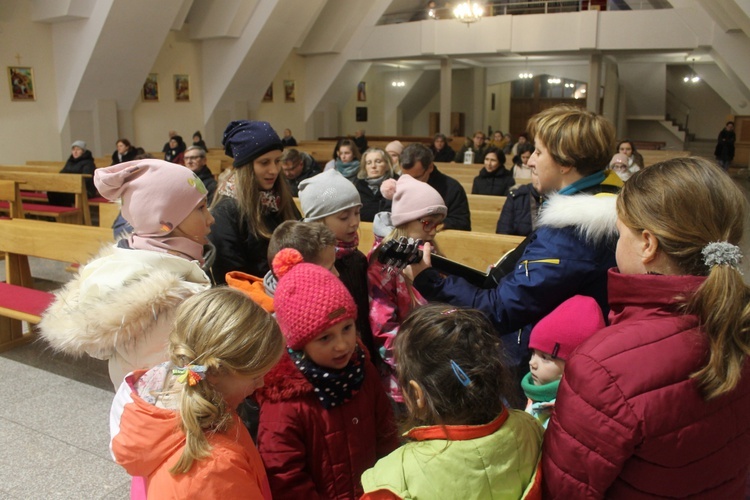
183,146,217,204
401,143,471,231
280,148,320,197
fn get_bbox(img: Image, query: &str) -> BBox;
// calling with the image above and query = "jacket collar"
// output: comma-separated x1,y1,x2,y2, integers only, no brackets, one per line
405,407,508,441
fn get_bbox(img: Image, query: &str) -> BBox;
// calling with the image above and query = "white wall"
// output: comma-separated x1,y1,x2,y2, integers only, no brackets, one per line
132,28,205,153
254,51,308,141
0,2,61,163
340,67,385,138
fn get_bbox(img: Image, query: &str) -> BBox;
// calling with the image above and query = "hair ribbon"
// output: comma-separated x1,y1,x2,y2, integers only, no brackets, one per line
173,364,207,386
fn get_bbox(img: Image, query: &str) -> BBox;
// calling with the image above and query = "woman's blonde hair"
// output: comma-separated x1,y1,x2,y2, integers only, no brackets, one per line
357,148,394,180
617,157,750,400
212,159,298,239
168,287,284,474
527,104,615,176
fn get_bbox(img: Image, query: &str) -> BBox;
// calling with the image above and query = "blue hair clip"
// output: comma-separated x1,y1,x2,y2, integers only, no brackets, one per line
450,359,472,387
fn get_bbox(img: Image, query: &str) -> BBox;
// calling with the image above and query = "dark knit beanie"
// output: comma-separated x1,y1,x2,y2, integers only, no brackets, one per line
223,120,284,168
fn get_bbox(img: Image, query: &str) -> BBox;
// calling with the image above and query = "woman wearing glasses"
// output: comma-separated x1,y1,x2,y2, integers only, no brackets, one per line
367,175,447,412
406,105,623,385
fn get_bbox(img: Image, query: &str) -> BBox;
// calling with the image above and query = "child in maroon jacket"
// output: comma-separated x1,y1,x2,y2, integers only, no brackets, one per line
255,249,399,499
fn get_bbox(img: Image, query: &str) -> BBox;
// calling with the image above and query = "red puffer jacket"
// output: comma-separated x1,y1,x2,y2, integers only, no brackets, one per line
543,270,750,499
256,345,399,499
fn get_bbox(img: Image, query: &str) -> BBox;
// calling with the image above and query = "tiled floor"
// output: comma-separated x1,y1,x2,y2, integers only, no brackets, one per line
1,175,748,499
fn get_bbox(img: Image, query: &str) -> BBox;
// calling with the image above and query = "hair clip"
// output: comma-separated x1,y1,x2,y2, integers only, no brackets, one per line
450,359,472,387
441,308,457,315
172,364,207,386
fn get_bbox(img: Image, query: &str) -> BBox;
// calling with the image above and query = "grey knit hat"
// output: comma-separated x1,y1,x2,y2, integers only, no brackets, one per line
298,170,362,222
71,140,87,150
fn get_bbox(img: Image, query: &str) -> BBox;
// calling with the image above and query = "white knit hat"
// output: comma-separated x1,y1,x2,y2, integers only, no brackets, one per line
298,170,362,221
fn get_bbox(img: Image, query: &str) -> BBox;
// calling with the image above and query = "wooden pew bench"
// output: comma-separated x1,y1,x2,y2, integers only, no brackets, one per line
468,194,506,213
0,180,23,219
0,219,113,351
471,210,501,234
0,171,92,225
357,222,522,271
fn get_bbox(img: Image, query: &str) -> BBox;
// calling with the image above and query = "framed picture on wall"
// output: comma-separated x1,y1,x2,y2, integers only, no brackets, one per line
174,74,190,102
284,80,295,103
357,81,366,102
356,107,368,122
8,67,35,101
263,83,273,102
142,73,159,102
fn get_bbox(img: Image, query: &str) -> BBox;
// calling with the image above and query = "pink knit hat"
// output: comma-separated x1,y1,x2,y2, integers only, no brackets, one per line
273,248,357,350
381,174,447,227
529,295,605,360
609,153,630,170
95,159,207,237
385,140,404,156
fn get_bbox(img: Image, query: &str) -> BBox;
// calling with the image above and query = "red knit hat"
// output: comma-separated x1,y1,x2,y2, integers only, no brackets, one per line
272,248,357,350
529,295,605,360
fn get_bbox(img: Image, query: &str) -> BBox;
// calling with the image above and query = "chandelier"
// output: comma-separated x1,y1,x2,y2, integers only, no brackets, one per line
683,60,700,84
453,2,484,25
391,65,405,88
519,57,533,79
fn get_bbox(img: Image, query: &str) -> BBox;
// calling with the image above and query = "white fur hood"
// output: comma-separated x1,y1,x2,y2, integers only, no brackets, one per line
537,193,618,244
39,246,210,360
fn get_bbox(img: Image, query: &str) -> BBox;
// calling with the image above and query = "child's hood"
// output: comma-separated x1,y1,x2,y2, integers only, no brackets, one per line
110,371,186,478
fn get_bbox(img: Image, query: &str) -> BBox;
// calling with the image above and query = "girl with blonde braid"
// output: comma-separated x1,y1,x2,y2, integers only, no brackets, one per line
110,288,284,499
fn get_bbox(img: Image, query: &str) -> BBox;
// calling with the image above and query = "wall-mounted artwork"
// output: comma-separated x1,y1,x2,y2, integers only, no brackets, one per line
263,83,273,102
142,73,159,101
284,80,295,103
357,81,366,102
356,107,368,122
174,74,190,102
8,67,35,101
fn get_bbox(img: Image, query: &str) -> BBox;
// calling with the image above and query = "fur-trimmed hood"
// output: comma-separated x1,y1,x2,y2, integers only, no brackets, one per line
39,246,210,359
537,193,618,245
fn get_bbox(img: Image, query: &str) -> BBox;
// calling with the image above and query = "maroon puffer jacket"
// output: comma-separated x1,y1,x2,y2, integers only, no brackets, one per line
256,345,398,499
543,270,750,499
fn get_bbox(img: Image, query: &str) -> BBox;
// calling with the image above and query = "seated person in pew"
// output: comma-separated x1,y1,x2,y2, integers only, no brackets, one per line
430,133,455,163
356,148,397,223
385,140,404,175
401,143,471,231
454,131,487,164
183,146,217,204
39,160,214,388
323,138,361,183
496,169,543,237
279,148,319,197
511,142,534,180
405,105,623,388
471,146,514,197
47,140,98,207
110,138,138,165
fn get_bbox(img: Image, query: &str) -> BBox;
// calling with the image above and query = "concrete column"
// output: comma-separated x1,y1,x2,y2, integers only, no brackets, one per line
94,100,118,157
587,54,602,113
440,58,452,135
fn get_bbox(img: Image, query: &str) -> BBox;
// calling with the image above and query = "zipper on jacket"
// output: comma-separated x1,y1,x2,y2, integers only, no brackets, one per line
520,258,560,277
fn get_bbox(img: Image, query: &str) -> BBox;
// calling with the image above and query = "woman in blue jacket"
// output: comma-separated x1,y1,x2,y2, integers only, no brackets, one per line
407,105,623,377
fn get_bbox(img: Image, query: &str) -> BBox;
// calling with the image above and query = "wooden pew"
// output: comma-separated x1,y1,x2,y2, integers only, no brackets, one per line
0,180,23,219
640,150,690,166
0,219,113,351
0,171,92,225
468,194,506,213
357,222,522,271
25,160,65,168
471,210,501,234
98,202,120,230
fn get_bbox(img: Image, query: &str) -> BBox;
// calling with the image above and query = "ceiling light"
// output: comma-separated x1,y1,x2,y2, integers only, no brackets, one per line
453,2,484,25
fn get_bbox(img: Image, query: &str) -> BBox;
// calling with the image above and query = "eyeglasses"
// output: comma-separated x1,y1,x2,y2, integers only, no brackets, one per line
184,155,204,161
419,218,442,232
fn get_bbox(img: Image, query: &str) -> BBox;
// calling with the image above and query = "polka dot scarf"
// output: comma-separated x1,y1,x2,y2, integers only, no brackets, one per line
288,344,366,409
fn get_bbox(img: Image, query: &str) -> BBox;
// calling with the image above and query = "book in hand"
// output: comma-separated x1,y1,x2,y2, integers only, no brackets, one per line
377,236,530,289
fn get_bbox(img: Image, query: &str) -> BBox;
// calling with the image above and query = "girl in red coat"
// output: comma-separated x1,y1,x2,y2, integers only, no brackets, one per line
543,157,750,499
256,248,399,499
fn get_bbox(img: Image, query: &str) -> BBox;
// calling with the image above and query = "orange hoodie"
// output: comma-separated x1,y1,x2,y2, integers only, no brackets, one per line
110,370,271,499
226,270,275,313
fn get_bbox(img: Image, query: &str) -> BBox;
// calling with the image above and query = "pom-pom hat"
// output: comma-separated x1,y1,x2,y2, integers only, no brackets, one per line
298,169,362,222
381,174,447,227
273,248,357,350
94,159,207,237
223,120,283,168
609,153,630,169
529,295,605,361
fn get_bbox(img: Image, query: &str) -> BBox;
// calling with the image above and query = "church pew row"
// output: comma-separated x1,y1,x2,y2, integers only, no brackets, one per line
0,219,113,352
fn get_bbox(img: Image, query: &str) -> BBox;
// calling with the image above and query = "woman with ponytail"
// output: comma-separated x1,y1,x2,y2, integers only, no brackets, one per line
543,157,750,499
110,288,284,499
